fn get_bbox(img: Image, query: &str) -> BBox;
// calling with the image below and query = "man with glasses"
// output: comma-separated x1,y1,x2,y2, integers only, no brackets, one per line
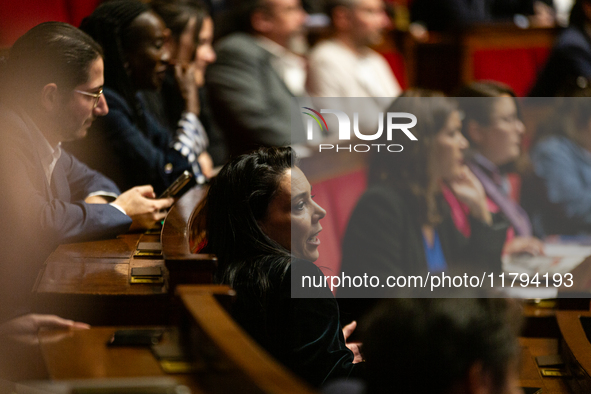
0,22,173,321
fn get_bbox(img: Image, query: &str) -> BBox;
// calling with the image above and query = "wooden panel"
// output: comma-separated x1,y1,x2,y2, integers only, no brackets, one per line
177,285,317,394
519,337,572,393
162,186,217,289
40,327,164,379
404,23,559,95
556,311,591,393
51,234,140,259
33,232,170,325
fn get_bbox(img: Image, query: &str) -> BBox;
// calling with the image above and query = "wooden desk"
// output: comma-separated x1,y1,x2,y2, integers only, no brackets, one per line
26,285,318,394
519,337,572,393
32,185,216,326
556,311,591,393
32,231,169,326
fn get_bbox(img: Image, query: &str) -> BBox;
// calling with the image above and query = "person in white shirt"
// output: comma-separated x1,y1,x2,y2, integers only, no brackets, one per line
307,0,401,102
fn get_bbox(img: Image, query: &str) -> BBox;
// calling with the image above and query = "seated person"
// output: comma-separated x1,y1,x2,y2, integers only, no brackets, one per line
332,297,522,394
0,22,173,321
307,0,401,99
455,82,543,255
530,0,591,97
527,96,591,236
340,90,507,298
205,0,308,157
148,0,221,174
197,146,361,387
65,0,207,195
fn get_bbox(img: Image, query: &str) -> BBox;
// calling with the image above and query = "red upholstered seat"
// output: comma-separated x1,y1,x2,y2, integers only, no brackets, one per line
472,47,550,96
0,0,100,48
0,0,69,47
313,170,368,284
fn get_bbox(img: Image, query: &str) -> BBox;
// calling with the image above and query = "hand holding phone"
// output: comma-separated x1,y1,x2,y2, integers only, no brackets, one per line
158,171,194,199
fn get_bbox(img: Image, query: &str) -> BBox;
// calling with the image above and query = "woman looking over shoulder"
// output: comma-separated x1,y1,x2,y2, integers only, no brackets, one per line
198,146,360,387
340,90,507,298
65,0,207,194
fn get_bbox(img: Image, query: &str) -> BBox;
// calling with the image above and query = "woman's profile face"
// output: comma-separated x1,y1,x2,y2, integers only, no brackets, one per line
431,110,468,182
473,95,525,166
259,167,326,262
194,17,216,87
126,11,171,90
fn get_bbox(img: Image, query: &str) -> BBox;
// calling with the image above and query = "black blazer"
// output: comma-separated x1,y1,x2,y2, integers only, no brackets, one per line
339,185,507,298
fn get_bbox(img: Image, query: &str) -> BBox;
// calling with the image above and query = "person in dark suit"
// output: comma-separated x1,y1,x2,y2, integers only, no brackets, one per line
530,0,591,97
0,22,173,321
205,0,308,157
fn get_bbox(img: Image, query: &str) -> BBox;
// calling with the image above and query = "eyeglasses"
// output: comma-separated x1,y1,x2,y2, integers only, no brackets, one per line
74,87,103,108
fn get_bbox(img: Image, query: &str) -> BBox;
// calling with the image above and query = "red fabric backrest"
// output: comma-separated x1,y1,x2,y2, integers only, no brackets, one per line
0,0,101,48
383,51,408,89
313,170,368,281
0,0,69,47
67,0,102,27
472,47,551,96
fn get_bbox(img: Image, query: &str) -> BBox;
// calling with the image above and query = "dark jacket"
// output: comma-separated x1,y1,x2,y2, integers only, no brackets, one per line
64,87,194,195
229,256,356,387
530,27,591,97
339,185,507,298
0,105,131,320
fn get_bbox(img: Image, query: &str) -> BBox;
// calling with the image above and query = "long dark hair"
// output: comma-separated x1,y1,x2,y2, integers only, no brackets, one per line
200,147,296,292
80,0,150,130
151,0,210,52
368,89,457,225
2,22,103,105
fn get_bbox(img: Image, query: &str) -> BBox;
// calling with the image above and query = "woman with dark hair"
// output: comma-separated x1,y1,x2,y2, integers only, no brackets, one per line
65,0,207,194
199,146,360,387
527,95,591,236
147,0,222,170
455,82,543,255
340,90,507,297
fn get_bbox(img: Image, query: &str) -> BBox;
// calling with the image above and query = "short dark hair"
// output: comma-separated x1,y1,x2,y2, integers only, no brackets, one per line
199,146,296,286
2,22,102,104
362,297,522,394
